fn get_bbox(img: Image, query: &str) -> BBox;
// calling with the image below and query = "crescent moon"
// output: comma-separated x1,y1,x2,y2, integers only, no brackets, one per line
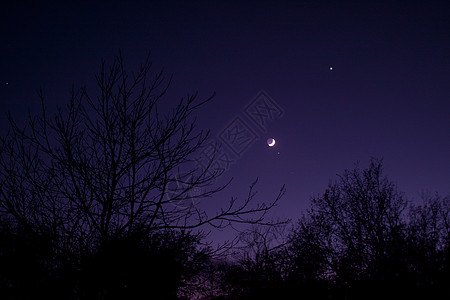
267,138,276,147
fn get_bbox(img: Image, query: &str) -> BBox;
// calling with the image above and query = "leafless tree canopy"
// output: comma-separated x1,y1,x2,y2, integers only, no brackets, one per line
0,54,285,253
303,159,408,279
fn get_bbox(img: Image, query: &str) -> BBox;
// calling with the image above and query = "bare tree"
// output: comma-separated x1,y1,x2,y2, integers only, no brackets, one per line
0,53,285,255
292,159,408,283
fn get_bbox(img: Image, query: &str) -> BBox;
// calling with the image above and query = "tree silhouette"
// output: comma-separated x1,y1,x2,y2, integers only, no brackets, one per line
0,53,284,298
210,159,450,299
287,159,450,299
303,159,407,282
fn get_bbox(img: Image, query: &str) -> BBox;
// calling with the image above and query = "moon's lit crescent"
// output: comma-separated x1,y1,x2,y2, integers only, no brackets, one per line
267,138,275,147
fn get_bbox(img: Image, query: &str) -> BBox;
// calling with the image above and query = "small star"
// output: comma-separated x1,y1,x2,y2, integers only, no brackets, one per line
329,66,333,71
5,82,9,85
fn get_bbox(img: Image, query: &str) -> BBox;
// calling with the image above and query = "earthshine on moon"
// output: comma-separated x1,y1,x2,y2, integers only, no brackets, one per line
267,138,276,147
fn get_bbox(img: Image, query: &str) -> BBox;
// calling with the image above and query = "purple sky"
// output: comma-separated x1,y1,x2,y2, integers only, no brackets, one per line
1,1,449,234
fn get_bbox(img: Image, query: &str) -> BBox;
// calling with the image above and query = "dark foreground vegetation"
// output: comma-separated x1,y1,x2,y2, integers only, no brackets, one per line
2,159,449,299
1,55,449,299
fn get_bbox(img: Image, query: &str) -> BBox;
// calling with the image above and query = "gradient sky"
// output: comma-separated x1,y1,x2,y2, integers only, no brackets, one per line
1,1,449,238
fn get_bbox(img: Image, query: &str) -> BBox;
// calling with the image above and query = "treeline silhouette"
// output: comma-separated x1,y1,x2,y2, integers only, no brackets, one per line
1,159,449,299
1,55,448,299
206,159,450,299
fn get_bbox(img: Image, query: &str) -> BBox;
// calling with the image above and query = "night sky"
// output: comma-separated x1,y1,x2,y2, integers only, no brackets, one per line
1,1,449,238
